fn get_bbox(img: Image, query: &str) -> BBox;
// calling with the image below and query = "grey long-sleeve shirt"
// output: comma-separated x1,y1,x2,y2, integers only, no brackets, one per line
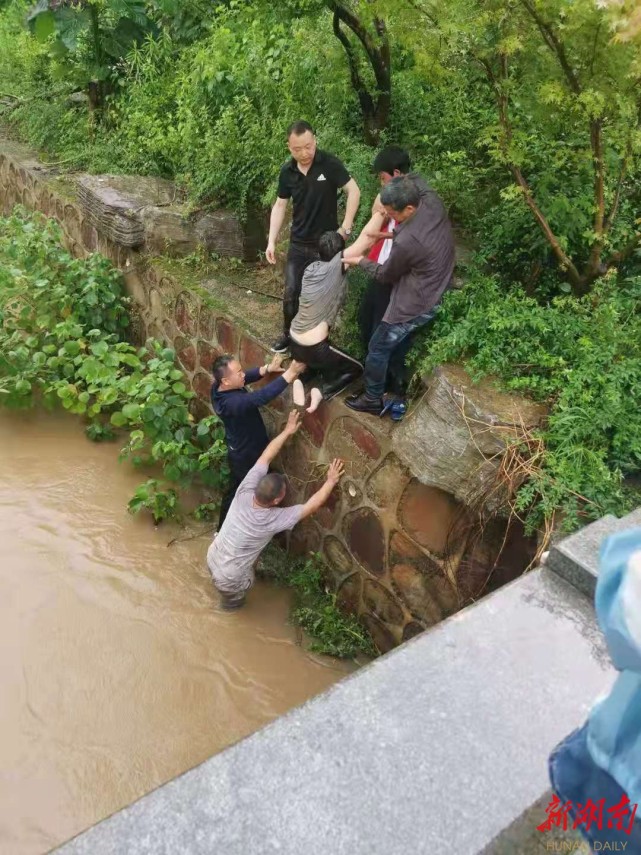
358,189,455,325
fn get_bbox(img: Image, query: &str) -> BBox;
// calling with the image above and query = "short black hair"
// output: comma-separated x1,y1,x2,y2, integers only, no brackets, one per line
212,354,233,385
318,230,345,262
287,120,315,139
380,176,420,212
255,473,287,505
372,146,411,176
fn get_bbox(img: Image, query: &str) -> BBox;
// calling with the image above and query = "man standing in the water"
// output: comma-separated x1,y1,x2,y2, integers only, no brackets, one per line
206,410,344,610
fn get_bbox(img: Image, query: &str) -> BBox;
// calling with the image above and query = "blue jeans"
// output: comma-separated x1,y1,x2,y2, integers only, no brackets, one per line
549,724,641,849
364,307,438,399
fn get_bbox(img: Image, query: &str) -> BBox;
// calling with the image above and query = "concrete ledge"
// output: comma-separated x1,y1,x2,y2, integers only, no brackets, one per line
55,568,612,855
548,507,641,597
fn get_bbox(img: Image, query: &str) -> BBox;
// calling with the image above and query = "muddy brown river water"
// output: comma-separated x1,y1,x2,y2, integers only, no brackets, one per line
0,409,350,855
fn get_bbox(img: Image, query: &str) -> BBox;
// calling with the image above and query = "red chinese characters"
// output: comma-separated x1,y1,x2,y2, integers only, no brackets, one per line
537,794,639,836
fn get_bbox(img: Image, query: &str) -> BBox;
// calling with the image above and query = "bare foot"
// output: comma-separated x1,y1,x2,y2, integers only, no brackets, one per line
293,378,306,408
306,387,323,414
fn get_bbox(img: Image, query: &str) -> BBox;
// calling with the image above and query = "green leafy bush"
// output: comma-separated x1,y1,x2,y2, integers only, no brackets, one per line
259,546,376,658
128,478,179,524
0,208,227,521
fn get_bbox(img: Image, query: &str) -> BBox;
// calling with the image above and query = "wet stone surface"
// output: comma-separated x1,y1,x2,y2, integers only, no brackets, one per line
192,371,214,403
175,292,199,336
402,621,426,642
240,335,269,373
343,418,381,461
197,308,216,344
390,563,446,627
189,396,212,420
336,573,362,615
325,418,382,472
389,531,424,561
344,508,386,577
398,480,467,556
162,320,174,342
301,404,333,449
304,477,340,531
280,434,316,494
215,317,238,355
366,453,410,512
289,519,322,558
360,613,397,654
361,578,404,626
197,340,221,374
175,336,197,373
323,537,354,584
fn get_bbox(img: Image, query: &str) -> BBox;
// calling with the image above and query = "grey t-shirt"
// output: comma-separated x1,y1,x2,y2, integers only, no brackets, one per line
207,463,303,593
290,252,346,336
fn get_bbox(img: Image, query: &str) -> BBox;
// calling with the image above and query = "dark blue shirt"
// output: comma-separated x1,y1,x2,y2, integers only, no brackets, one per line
211,368,288,463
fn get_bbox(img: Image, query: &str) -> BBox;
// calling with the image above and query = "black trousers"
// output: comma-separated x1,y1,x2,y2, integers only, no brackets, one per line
218,452,260,528
289,338,362,397
284,240,320,334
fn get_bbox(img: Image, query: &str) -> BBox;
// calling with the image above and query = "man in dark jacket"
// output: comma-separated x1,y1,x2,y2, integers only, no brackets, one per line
344,176,455,414
211,354,305,526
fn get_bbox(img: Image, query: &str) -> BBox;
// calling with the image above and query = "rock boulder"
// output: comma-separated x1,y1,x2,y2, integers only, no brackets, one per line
393,364,547,511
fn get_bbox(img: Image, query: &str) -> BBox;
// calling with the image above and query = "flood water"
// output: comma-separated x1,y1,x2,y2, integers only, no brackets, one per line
0,409,350,855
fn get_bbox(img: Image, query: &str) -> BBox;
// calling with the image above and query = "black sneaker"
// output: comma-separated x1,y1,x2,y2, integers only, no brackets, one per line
270,335,290,353
345,393,384,414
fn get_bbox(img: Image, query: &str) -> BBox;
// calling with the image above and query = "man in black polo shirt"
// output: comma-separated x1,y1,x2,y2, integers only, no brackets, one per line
266,120,361,353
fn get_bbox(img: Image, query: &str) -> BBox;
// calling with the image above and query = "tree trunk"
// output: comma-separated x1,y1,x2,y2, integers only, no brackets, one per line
329,3,391,146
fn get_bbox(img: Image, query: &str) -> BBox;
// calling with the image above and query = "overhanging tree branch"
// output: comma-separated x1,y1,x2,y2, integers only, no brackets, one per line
326,1,391,144
519,0,581,95
478,52,583,288
585,118,605,278
517,0,620,290
604,137,633,234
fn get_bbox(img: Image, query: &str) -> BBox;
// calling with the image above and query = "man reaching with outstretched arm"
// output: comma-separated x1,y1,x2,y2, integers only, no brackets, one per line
206,410,344,611
344,176,455,414
211,354,306,527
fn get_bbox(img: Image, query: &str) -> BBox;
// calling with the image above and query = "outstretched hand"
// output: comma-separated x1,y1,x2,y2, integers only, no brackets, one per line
326,458,345,487
284,409,302,436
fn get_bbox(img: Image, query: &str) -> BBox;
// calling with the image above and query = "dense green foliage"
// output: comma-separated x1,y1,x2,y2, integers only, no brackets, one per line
259,546,376,658
2,0,639,279
417,270,641,532
0,209,227,522
1,0,641,535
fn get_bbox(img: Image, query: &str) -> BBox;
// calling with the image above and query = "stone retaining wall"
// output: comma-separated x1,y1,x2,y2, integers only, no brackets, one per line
0,134,543,652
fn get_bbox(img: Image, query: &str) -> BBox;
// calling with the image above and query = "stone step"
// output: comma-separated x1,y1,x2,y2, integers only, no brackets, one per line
547,507,641,597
